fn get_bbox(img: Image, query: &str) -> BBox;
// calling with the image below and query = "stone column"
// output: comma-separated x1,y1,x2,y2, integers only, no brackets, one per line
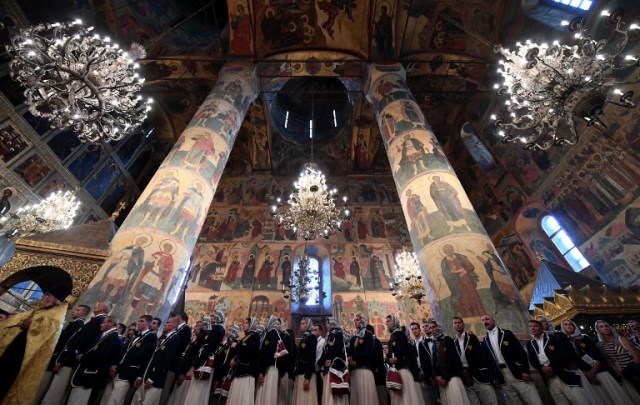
79,63,257,323
365,64,529,333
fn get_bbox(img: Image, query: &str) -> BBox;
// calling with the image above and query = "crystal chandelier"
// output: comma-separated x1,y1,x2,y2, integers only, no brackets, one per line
390,250,426,304
270,163,351,240
5,19,152,143
2,190,81,238
489,10,639,150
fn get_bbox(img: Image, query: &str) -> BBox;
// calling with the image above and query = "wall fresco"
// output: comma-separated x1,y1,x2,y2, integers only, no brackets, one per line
13,151,52,188
581,196,640,288
0,121,30,164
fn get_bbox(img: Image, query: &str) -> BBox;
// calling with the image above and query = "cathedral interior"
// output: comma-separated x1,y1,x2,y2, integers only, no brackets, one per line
0,0,639,338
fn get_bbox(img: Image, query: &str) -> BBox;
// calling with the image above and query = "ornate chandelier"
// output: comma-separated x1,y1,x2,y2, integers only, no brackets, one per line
391,250,426,304
490,10,639,150
3,190,81,238
270,162,350,240
282,249,324,304
6,19,152,143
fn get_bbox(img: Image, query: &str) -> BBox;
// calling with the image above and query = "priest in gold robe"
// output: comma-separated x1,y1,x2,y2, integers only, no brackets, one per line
0,285,70,405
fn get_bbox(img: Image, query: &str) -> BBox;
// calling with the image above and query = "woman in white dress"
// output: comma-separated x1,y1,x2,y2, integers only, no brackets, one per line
385,315,425,405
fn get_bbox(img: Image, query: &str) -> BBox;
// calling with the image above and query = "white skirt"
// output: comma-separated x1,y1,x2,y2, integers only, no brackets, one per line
623,378,640,403
350,369,379,405
227,375,255,405
277,373,292,405
183,378,212,404
595,371,632,404
292,374,318,405
255,366,279,405
168,380,191,405
322,372,349,405
388,368,425,405
439,376,471,405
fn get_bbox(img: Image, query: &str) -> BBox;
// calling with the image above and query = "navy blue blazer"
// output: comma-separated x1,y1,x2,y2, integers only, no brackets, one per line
526,333,581,387
57,314,107,367
47,318,85,370
142,331,183,388
117,331,158,382
455,332,495,384
71,329,123,388
482,328,530,382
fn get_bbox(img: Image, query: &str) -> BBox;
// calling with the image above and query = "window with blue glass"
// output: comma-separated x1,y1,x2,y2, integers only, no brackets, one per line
549,0,593,12
541,215,590,271
304,257,320,306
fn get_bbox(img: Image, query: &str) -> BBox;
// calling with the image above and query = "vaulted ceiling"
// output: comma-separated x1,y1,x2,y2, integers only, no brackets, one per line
10,0,525,178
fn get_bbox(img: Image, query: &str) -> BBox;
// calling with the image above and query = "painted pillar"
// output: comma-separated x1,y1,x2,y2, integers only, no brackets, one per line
79,63,257,323
365,64,529,333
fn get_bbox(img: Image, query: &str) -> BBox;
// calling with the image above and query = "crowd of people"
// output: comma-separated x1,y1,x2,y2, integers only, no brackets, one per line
1,299,640,405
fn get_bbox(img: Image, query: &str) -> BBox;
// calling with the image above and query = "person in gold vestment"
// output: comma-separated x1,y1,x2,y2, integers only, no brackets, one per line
0,286,69,405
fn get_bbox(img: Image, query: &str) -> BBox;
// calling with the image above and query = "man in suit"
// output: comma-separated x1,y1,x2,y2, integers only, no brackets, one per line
426,320,469,404
67,316,123,405
101,314,157,405
36,304,89,403
453,317,499,405
412,321,438,405
159,311,191,405
481,314,542,405
526,320,589,405
133,315,183,405
42,302,110,405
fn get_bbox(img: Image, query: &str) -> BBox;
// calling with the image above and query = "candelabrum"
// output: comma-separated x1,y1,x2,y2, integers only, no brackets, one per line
2,190,81,238
270,162,351,240
390,250,426,304
490,9,639,150
5,19,152,143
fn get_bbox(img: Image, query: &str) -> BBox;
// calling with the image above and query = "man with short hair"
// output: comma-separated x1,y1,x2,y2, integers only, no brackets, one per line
410,321,437,404
36,304,89,403
42,302,109,405
151,317,162,334
67,316,123,405
133,316,183,405
101,314,157,405
481,314,542,405
453,316,499,405
159,312,191,405
526,320,589,405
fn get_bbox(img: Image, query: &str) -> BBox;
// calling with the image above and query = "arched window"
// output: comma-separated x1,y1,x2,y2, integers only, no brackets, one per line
304,257,320,306
548,0,593,12
541,215,590,271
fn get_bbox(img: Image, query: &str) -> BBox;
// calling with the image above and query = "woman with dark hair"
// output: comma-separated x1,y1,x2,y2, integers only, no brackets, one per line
293,317,318,405
256,316,282,405
320,317,349,405
560,319,631,403
227,317,260,405
595,320,640,402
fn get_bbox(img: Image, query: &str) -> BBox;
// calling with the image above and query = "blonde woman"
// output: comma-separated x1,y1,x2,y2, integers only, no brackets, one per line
595,320,640,402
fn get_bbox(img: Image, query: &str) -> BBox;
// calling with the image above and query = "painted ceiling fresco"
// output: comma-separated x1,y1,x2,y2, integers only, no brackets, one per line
14,0,509,177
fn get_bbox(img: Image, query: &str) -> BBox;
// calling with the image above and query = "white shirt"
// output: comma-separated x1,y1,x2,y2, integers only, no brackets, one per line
413,337,423,371
533,335,550,366
487,328,506,365
316,337,326,371
455,333,469,368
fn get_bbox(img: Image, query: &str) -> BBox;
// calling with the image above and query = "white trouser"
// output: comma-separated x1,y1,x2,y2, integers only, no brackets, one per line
132,384,163,405
548,376,590,405
67,387,93,405
500,367,542,405
465,379,498,405
100,379,130,405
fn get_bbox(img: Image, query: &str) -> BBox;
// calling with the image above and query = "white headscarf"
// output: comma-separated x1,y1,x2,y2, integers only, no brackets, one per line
302,317,314,336
213,310,225,325
561,319,582,340
355,314,367,337
388,315,401,333
266,315,280,332
595,320,621,343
